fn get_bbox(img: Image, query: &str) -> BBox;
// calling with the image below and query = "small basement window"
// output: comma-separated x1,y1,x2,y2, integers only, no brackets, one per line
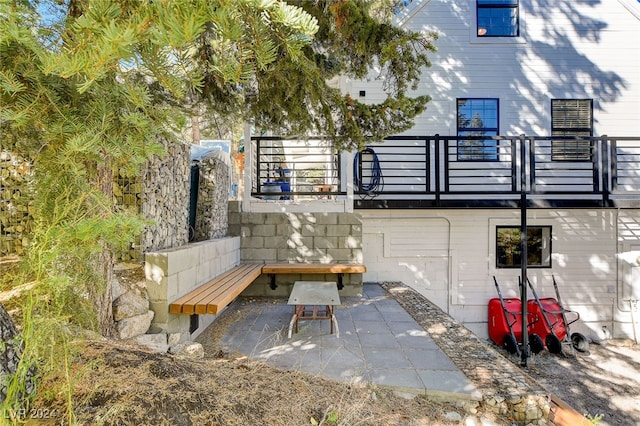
496,226,552,268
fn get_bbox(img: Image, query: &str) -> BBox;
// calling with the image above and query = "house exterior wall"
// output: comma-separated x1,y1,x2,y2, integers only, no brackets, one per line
341,1,640,341
361,209,640,341
345,0,640,138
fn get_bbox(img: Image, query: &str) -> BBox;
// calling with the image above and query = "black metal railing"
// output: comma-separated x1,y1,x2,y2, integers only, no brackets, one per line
251,135,640,208
252,137,342,200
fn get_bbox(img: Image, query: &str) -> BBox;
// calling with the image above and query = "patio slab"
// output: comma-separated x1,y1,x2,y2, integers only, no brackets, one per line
204,283,481,401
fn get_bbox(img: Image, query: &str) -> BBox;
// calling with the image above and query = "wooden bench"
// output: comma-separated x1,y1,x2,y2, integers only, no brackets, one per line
261,263,366,290
168,262,366,316
168,263,263,315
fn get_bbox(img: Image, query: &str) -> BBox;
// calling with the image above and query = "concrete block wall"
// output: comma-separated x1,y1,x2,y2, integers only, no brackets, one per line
144,236,240,339
228,201,364,297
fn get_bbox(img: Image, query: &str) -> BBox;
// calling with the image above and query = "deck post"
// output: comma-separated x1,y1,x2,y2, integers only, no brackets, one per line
519,134,529,367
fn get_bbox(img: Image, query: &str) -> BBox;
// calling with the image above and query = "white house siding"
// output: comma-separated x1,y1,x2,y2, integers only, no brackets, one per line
345,0,640,341
345,0,640,138
361,209,640,340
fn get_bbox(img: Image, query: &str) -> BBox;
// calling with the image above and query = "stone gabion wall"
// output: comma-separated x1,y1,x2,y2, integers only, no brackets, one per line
1,139,234,261
194,151,230,241
0,149,33,256
138,140,191,258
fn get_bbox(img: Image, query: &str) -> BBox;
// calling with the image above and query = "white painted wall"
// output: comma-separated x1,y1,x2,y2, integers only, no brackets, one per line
348,1,640,343
361,209,640,341
345,0,640,137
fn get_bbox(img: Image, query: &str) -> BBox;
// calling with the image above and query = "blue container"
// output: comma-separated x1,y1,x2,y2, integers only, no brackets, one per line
262,181,282,200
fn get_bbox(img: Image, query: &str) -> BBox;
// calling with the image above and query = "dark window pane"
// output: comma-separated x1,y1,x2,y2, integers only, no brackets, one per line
477,1,519,37
551,99,593,161
496,226,552,268
457,99,499,161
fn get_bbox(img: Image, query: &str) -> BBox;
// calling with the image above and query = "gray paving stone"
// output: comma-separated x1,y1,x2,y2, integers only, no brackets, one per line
369,368,425,390
358,332,401,349
350,309,384,321
395,333,440,350
386,320,423,335
320,367,369,385
405,348,459,370
364,348,413,369
353,319,390,334
417,370,478,395
321,346,366,369
209,283,479,402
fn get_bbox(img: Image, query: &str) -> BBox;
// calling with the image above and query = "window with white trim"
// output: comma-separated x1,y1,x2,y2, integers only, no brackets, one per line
477,0,519,37
551,99,593,161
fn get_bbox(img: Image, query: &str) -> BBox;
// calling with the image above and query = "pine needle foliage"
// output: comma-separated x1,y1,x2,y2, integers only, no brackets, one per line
1,0,319,416
1,0,435,416
241,0,438,151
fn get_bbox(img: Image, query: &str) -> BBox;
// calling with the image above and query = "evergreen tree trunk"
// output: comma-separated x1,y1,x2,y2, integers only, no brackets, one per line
94,244,116,338
0,302,35,404
93,162,116,338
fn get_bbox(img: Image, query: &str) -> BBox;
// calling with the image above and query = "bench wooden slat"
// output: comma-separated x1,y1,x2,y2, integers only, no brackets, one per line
197,265,263,314
261,263,366,274
169,263,262,315
169,264,253,314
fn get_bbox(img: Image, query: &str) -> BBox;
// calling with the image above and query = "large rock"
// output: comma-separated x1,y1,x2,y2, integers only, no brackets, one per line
134,333,170,353
116,310,154,340
113,289,150,321
169,342,204,359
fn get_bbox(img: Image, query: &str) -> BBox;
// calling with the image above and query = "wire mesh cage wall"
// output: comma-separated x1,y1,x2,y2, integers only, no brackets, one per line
0,149,33,256
114,167,143,262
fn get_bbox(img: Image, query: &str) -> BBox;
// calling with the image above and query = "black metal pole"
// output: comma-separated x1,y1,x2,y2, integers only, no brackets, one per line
520,134,528,367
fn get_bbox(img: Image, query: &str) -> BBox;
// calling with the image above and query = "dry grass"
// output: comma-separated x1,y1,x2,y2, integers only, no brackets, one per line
29,339,477,426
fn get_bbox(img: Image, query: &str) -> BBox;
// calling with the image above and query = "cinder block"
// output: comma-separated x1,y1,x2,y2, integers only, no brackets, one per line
166,314,190,334
177,267,198,294
150,300,169,325
196,260,213,284
243,248,277,261
314,236,338,249
252,224,277,237
326,224,351,237
146,275,168,302
246,213,267,225
340,235,361,249
314,213,339,225
326,248,355,262
165,275,179,302
145,253,168,278
242,236,264,249
301,224,326,237
265,214,287,225
338,213,362,225
167,246,198,274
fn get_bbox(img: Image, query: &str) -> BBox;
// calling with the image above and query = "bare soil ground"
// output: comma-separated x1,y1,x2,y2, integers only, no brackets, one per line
29,306,640,426
518,340,640,425
5,262,638,425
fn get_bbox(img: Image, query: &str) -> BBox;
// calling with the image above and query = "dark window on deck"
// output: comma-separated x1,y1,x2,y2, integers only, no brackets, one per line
457,98,499,161
496,226,552,268
551,99,593,161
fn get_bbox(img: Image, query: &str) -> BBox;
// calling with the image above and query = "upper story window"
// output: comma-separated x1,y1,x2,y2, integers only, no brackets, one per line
477,0,519,37
457,98,499,161
551,99,593,161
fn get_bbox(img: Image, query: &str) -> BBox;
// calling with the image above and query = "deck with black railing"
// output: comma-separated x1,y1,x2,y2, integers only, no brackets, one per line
250,135,640,209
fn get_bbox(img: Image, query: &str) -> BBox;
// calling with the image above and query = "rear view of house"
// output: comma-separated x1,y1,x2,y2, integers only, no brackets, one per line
242,0,640,342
